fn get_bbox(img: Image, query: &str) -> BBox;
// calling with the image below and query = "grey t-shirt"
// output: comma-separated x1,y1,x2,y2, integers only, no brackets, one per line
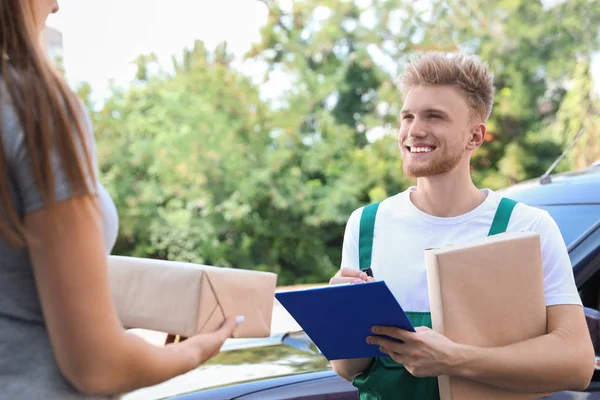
0,91,119,399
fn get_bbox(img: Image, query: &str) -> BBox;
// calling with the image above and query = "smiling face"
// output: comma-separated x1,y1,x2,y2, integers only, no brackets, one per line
398,84,484,178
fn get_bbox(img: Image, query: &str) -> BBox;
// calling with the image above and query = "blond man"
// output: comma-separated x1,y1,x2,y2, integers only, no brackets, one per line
329,52,595,399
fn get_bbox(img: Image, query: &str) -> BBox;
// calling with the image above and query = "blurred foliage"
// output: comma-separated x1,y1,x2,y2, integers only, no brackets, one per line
86,0,600,285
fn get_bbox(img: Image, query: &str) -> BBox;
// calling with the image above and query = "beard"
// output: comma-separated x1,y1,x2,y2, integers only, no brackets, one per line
401,146,465,178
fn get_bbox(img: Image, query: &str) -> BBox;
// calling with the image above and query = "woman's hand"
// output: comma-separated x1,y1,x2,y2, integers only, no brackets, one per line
25,195,247,394
179,316,244,365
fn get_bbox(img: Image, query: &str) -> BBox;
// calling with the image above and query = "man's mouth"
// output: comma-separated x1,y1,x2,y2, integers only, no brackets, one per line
406,146,435,154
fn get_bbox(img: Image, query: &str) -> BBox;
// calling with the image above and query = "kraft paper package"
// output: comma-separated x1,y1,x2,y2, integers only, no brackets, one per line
107,256,278,339
425,231,551,400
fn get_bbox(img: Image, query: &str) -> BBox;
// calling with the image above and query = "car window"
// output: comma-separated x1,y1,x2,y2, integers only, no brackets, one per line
536,205,600,248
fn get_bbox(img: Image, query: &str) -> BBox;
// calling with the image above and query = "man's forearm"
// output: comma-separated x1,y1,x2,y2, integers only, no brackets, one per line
331,358,374,382
453,331,595,393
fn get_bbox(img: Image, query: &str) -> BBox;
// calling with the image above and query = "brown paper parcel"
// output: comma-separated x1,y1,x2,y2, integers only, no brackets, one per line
425,231,550,400
108,256,278,338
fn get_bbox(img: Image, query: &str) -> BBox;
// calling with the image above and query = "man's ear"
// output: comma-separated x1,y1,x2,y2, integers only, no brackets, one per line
466,123,486,151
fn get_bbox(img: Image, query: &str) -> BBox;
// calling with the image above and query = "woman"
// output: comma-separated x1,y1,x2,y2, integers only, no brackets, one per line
0,1,242,398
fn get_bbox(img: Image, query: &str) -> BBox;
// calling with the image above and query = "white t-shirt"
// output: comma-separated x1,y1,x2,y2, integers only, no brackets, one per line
340,187,582,313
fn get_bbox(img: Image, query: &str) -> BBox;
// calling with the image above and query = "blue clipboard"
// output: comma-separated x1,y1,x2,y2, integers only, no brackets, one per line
275,280,415,360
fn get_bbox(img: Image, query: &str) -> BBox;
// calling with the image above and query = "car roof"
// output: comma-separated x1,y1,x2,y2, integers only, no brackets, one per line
498,164,600,206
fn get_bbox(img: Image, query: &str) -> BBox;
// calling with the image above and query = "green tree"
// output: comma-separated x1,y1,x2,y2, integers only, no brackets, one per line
547,58,600,171
86,0,600,285
94,41,271,265
435,0,600,185
251,0,600,191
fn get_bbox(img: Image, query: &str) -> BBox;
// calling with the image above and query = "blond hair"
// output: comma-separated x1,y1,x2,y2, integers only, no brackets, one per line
398,52,495,122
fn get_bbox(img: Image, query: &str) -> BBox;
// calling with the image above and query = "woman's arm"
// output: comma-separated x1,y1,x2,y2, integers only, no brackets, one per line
25,195,239,394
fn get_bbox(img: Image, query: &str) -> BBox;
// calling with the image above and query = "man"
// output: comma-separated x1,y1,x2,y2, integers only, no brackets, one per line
329,52,595,399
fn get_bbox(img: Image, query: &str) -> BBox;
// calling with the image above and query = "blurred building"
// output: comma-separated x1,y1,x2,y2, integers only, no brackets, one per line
41,26,63,64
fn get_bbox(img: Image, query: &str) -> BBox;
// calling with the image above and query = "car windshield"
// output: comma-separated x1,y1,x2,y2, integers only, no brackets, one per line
536,204,600,249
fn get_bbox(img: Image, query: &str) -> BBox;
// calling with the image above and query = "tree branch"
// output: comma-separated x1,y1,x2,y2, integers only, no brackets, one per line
255,0,292,35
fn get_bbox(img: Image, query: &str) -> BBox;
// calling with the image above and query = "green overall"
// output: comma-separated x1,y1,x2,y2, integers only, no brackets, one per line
352,197,518,400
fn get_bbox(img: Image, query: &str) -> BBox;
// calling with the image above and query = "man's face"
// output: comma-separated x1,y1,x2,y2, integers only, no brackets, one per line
398,84,476,178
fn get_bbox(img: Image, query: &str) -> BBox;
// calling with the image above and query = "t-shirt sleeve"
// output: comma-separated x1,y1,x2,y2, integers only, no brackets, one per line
4,98,98,214
536,210,583,307
340,207,363,271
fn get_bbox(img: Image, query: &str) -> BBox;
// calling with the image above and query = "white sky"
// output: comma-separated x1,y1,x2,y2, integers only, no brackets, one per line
47,0,270,102
47,0,599,107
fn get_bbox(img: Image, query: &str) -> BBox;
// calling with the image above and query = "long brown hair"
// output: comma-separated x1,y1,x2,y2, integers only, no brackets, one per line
0,0,96,247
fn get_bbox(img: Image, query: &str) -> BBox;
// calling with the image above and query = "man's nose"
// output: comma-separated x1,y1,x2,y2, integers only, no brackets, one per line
407,119,427,138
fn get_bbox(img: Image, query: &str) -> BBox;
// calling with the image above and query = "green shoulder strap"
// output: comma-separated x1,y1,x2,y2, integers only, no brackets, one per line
358,202,380,273
357,197,517,275
488,197,518,236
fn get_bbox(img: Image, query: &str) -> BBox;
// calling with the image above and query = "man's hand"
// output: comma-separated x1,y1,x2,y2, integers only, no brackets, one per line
329,267,375,285
366,325,462,378
329,266,376,382
368,305,595,393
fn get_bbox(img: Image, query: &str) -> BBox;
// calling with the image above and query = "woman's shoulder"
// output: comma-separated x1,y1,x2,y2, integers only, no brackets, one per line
1,75,100,212
0,79,25,165
1,76,97,165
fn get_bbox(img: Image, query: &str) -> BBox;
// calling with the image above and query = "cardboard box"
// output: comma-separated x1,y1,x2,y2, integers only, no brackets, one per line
107,256,278,339
425,231,549,400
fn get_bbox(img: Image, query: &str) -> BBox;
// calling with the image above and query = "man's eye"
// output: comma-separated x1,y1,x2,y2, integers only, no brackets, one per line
402,115,414,120
428,114,442,119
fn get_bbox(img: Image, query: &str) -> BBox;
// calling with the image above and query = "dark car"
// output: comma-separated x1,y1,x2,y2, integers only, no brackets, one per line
161,163,600,400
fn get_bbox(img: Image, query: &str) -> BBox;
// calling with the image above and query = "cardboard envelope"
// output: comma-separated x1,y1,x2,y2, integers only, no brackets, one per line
425,231,550,400
107,256,278,339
